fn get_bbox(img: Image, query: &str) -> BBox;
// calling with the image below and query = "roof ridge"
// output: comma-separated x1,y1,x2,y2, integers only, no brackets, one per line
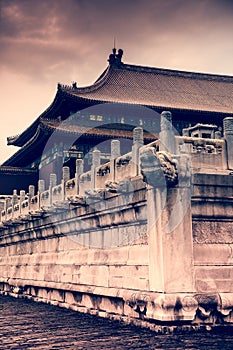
121,63,233,82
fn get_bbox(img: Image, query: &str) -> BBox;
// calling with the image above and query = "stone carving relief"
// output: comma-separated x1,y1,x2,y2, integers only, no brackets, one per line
126,292,233,325
193,220,233,244
191,140,223,154
140,147,178,187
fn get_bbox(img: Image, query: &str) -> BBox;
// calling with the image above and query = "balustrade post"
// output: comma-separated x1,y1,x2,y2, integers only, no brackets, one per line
62,166,70,200
38,179,45,193
49,174,57,206
62,166,70,182
110,140,120,181
0,201,4,223
75,159,84,195
223,117,233,169
5,198,11,220
12,190,18,218
159,111,176,154
28,185,35,211
214,130,222,139
38,179,45,210
132,127,144,176
91,149,101,190
19,190,26,215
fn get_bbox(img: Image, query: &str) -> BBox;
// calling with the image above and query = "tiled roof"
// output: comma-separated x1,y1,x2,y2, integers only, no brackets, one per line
61,63,233,114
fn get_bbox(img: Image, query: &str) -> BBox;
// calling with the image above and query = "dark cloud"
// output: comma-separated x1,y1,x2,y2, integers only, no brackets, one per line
1,0,233,163
1,0,233,84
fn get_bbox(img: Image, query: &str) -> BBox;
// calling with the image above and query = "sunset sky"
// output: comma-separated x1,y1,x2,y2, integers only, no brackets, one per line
1,0,233,164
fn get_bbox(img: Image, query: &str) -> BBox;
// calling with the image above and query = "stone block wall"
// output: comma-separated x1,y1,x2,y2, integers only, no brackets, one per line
0,236,149,293
192,174,233,294
0,179,150,321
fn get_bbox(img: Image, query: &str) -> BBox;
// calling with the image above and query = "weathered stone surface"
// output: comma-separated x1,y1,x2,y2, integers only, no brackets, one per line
195,266,233,293
193,221,233,243
194,244,233,265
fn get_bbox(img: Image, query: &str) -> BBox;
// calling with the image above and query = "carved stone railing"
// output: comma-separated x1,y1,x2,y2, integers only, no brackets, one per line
0,114,232,226
0,125,144,224
176,136,227,170
52,184,63,204
30,194,40,212
40,190,50,208
65,178,77,198
20,199,29,217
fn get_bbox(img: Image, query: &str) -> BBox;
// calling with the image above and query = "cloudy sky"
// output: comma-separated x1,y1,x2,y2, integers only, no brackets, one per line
1,0,233,163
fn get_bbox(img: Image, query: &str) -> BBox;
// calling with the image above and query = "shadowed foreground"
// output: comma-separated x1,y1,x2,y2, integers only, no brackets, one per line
0,296,232,350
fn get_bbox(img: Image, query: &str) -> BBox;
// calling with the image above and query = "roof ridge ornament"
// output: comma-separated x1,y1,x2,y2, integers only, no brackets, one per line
72,82,78,89
108,47,123,66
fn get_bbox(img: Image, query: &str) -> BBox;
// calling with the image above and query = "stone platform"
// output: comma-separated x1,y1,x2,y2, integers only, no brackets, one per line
0,112,232,328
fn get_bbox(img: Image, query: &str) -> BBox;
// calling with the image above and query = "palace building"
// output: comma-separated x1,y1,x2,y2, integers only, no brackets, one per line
0,50,233,327
1,48,233,193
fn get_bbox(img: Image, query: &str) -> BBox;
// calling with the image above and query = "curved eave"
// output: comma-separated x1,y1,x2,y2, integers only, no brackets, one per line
7,118,40,147
7,89,67,147
7,89,107,148
57,87,233,117
3,123,51,167
0,166,37,174
3,117,156,168
6,65,113,147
